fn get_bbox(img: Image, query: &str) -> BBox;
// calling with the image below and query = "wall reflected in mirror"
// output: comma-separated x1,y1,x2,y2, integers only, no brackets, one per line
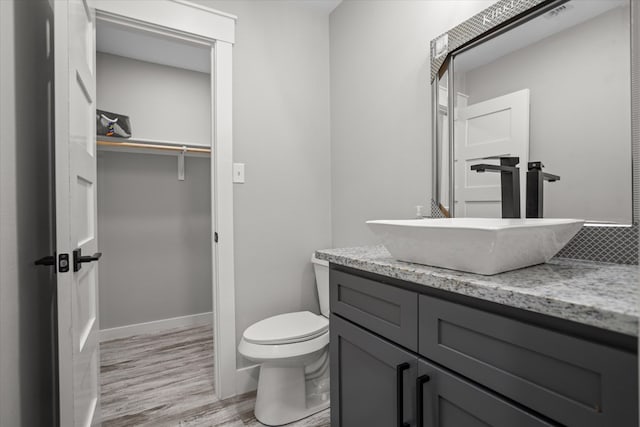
436,0,632,224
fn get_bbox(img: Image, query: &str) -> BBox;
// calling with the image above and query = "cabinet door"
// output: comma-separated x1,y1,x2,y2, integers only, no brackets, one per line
417,359,555,427
419,295,638,426
331,315,417,427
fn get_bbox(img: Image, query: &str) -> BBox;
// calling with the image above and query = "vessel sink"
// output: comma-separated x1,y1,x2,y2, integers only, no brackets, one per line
366,218,584,275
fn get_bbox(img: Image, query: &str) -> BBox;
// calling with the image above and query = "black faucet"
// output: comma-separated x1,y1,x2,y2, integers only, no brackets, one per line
470,156,521,218
526,162,560,218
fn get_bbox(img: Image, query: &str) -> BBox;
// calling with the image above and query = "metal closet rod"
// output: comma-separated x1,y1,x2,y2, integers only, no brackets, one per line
96,139,211,154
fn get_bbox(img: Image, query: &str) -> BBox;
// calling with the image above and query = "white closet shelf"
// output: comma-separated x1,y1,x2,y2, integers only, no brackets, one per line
96,136,211,155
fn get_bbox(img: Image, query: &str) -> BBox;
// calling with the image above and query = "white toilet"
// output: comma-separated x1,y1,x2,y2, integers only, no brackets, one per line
238,254,330,426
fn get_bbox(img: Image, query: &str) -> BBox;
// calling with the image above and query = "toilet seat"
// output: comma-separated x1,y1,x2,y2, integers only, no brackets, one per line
243,311,329,345
239,330,329,361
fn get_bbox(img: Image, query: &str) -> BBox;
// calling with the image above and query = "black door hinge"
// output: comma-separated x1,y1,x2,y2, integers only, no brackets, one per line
214,232,219,243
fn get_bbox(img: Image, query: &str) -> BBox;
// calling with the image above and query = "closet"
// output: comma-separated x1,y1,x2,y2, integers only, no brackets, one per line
95,20,214,342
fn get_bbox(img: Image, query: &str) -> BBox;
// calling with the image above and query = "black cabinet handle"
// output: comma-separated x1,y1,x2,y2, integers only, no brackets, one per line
73,249,102,272
396,362,410,427
416,374,431,427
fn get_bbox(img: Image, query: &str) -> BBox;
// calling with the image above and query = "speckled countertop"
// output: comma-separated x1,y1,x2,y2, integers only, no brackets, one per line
316,245,639,336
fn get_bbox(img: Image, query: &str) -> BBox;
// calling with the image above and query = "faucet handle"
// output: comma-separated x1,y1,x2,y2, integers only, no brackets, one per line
480,156,520,166
528,161,560,181
528,161,545,170
500,156,520,167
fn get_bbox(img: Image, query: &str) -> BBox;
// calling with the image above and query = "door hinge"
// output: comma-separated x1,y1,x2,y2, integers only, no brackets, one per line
214,232,219,243
58,253,70,273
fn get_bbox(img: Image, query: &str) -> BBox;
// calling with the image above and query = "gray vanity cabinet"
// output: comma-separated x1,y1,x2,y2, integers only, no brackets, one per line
330,266,639,427
330,315,417,427
330,307,554,427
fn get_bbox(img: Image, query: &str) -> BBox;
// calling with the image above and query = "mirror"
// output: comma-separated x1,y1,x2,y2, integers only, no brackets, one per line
434,0,632,224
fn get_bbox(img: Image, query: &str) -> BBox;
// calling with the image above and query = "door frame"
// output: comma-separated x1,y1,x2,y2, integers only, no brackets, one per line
92,0,238,399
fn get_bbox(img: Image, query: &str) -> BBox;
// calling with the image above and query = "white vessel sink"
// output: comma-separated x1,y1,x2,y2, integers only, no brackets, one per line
367,218,584,275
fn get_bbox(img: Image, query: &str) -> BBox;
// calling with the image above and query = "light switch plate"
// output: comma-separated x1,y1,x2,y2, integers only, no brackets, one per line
233,163,245,183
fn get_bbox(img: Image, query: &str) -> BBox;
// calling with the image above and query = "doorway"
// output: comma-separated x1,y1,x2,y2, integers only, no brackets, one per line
52,2,237,424
94,16,216,423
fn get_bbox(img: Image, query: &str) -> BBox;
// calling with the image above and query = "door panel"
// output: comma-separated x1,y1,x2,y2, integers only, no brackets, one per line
417,359,554,427
330,269,418,351
55,0,100,425
455,89,529,217
418,295,638,427
330,315,417,427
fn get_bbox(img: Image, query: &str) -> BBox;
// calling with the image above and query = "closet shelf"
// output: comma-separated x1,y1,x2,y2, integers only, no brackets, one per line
97,137,211,154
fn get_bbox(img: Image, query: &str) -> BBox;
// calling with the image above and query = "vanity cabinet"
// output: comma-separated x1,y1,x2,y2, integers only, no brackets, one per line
330,315,417,427
330,266,638,427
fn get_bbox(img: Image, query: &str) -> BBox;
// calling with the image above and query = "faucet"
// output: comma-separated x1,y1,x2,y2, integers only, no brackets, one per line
470,156,521,218
526,162,560,218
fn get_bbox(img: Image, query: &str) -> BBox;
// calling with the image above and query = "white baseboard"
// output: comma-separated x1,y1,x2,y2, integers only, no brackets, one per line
100,312,213,342
235,364,260,395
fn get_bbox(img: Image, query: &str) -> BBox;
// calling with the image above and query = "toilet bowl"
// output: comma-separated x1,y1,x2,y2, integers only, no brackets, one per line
238,255,330,426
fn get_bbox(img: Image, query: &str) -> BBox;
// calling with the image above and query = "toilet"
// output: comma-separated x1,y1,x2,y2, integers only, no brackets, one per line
238,254,330,426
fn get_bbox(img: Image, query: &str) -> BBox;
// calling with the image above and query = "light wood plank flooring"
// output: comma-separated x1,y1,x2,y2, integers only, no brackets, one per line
100,324,330,426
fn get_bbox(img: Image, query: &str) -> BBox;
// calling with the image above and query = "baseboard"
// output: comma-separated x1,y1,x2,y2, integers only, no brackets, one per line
100,312,213,342
235,364,260,395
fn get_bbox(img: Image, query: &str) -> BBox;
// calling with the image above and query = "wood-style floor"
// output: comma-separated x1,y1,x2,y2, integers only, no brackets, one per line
100,324,330,426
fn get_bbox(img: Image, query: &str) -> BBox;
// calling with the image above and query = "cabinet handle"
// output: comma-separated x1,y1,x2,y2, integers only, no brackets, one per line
396,362,410,427
416,374,431,427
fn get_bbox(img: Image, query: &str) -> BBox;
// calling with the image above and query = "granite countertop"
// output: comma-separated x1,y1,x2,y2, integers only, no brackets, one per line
315,245,639,336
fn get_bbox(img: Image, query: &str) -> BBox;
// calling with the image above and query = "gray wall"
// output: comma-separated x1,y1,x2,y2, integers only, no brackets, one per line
97,151,212,329
0,0,57,425
463,5,632,223
329,0,495,247
191,0,333,367
96,52,211,146
96,51,214,329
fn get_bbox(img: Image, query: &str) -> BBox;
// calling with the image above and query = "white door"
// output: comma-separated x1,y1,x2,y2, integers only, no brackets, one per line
54,1,101,426
454,89,530,218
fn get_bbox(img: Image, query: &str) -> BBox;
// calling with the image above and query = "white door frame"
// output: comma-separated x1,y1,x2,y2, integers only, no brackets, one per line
92,0,238,399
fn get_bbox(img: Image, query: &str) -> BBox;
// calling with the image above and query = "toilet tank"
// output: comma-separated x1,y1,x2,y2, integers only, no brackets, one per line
311,254,330,318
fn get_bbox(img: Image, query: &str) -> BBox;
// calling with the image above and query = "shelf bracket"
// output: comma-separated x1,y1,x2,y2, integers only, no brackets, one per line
178,146,187,181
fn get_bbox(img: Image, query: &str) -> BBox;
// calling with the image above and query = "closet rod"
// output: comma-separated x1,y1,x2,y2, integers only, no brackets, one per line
97,140,211,154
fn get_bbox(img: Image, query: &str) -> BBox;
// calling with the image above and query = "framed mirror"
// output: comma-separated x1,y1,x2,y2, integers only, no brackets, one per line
431,0,639,263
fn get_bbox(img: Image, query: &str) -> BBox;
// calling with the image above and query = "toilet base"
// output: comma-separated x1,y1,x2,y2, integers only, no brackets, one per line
254,362,330,426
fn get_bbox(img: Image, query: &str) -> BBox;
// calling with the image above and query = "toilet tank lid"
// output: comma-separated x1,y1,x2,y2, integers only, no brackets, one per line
243,311,329,345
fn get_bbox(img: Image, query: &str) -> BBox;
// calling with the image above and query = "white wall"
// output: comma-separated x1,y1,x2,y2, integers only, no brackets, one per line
329,0,495,247
462,5,632,223
97,151,213,329
0,0,57,425
190,0,333,368
96,52,211,146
